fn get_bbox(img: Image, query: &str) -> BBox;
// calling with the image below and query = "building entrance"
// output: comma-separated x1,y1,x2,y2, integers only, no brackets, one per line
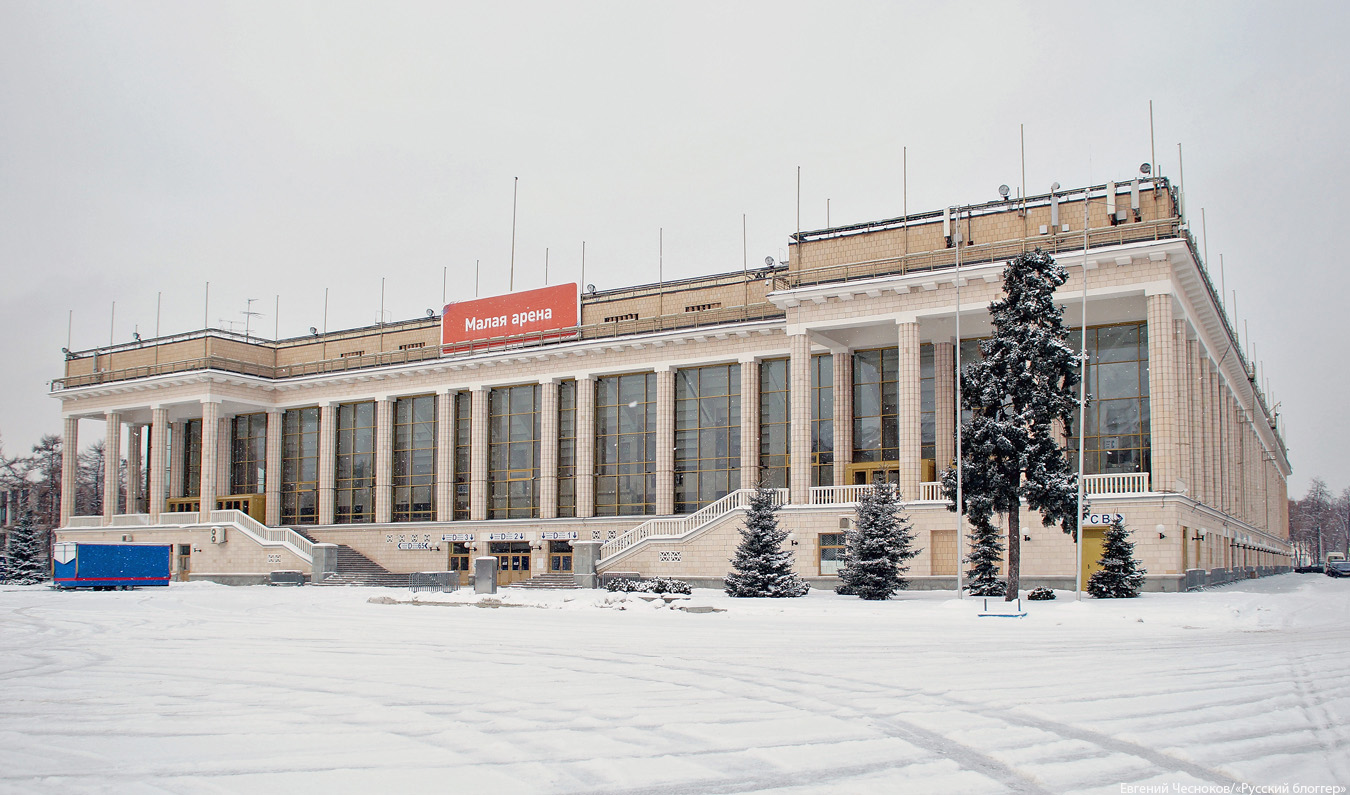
176,544,191,582
548,540,573,573
1078,527,1107,589
489,541,532,585
846,462,900,486
447,542,471,575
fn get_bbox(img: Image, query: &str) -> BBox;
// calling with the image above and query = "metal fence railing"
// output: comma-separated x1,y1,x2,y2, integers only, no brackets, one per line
409,571,460,593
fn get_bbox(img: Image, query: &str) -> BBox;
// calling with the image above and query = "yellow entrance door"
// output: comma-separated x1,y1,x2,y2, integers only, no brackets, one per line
1078,528,1106,589
495,553,532,585
930,530,957,576
548,541,574,573
175,544,191,582
846,462,900,486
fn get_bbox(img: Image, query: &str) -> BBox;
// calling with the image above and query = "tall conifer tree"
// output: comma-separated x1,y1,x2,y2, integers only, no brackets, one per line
836,482,920,600
1087,516,1146,598
947,249,1081,600
724,486,810,598
6,511,48,585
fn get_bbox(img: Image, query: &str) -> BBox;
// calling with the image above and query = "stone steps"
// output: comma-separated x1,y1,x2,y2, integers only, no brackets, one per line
504,573,582,589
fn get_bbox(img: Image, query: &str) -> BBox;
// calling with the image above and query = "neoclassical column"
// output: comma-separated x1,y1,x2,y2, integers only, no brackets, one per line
832,349,852,487
318,402,336,525
576,377,596,517
148,407,168,522
126,424,143,514
1146,294,1180,494
1189,341,1206,505
788,333,812,504
1175,321,1193,498
215,415,231,499
738,357,759,489
60,415,78,525
896,321,922,502
199,400,220,516
264,409,283,526
103,412,122,524
470,388,488,521
540,380,560,519
655,367,675,514
374,397,394,523
435,391,455,522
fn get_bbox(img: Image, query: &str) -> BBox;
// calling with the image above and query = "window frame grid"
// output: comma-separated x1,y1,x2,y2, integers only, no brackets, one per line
280,407,319,525
674,363,741,513
334,401,376,524
488,383,542,519
392,394,437,522
594,372,658,517
230,413,267,495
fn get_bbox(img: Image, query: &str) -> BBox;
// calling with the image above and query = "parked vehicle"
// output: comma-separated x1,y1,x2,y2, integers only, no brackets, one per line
1326,553,1350,579
52,542,172,589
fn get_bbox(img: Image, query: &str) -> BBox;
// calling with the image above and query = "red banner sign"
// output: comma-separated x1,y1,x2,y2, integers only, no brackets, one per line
442,283,579,347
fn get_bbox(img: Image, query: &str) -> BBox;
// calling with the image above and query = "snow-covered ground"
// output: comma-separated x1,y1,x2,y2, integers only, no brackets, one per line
2,576,1347,794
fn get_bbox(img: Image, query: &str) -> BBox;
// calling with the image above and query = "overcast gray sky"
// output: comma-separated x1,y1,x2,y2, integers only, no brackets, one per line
2,1,1345,497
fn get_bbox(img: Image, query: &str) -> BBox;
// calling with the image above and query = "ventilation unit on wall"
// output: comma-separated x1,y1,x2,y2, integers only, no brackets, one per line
120,534,133,543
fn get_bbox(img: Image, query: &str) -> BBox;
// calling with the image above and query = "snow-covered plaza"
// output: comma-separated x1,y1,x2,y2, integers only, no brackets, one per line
2,575,1347,794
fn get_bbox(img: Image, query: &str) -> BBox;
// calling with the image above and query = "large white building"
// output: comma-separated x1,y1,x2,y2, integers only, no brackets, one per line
52,176,1292,590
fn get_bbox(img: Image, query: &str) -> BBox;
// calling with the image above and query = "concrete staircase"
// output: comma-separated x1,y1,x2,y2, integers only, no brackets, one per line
504,573,581,589
292,528,407,587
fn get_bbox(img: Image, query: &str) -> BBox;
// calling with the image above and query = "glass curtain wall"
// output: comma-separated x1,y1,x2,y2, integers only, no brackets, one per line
281,407,319,525
182,419,202,498
335,402,375,523
674,364,740,512
919,345,936,481
557,380,577,517
393,395,436,522
758,358,789,488
230,413,267,494
489,384,541,519
453,392,471,520
811,353,834,486
595,373,657,516
1067,322,1151,474
852,348,898,463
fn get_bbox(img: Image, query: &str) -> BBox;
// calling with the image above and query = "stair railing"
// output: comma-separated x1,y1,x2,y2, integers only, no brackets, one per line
598,488,787,562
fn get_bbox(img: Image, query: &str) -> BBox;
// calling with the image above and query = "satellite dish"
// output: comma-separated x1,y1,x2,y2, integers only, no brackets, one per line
998,184,1010,199
1050,181,1060,193
1140,162,1152,175
309,326,318,336
764,256,775,267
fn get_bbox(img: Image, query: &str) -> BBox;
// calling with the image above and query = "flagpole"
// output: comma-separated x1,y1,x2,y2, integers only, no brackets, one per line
954,205,964,599
1075,186,1090,600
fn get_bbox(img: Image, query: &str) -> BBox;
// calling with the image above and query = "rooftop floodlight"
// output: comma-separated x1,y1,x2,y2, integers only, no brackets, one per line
586,284,595,294
764,256,775,267
425,309,435,318
132,332,141,342
1140,162,1152,175
1050,181,1060,193
998,184,1010,200
309,326,318,336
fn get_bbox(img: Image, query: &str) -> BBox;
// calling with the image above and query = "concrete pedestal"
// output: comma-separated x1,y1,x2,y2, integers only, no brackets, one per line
312,543,338,584
572,541,603,589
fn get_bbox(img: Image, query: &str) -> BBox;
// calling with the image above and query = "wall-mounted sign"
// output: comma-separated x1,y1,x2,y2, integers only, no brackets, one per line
1084,512,1125,526
442,283,578,348
487,532,527,541
541,531,578,540
441,533,474,542
397,542,434,550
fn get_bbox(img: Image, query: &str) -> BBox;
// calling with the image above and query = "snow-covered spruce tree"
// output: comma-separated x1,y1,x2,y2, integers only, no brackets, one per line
836,482,921,600
1087,516,1146,598
944,248,1081,600
724,486,810,597
5,511,48,585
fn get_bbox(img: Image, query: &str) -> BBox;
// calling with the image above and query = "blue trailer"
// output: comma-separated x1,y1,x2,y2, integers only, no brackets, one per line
52,542,172,589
